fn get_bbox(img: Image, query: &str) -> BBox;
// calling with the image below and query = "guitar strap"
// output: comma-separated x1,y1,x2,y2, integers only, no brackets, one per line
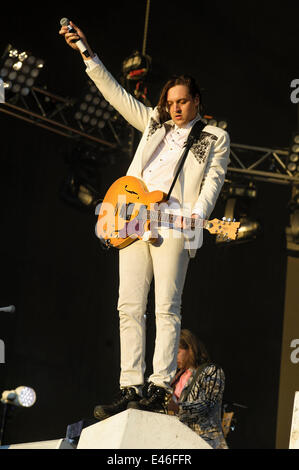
165,118,206,201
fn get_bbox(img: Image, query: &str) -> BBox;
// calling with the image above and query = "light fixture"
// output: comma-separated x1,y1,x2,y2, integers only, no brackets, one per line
74,80,114,133
203,114,228,130
286,186,299,253
0,44,45,97
227,182,257,199
286,133,299,176
0,386,36,446
217,181,261,245
60,175,101,209
122,50,151,80
1,386,36,408
60,146,103,211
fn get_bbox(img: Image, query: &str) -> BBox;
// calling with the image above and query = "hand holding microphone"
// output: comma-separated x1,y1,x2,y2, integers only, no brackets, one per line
59,18,94,59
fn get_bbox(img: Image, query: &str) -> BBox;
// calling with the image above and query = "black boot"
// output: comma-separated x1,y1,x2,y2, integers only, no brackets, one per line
137,382,172,414
94,387,140,421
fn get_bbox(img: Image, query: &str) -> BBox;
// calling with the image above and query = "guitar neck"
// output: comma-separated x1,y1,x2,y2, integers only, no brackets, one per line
147,210,208,229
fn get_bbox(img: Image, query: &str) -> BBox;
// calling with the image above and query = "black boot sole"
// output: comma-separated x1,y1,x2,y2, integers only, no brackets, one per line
126,400,141,410
94,406,112,421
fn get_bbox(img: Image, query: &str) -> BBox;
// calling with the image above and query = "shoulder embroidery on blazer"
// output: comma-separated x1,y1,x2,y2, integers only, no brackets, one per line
191,132,218,165
146,117,163,140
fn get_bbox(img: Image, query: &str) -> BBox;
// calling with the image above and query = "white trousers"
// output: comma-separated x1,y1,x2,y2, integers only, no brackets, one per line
117,228,190,392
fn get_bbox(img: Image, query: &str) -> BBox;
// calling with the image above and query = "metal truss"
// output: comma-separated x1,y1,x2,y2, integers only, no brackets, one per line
227,142,299,186
0,86,132,152
1,86,299,187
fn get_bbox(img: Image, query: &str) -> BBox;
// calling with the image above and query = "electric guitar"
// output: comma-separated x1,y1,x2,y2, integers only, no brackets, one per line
96,176,240,249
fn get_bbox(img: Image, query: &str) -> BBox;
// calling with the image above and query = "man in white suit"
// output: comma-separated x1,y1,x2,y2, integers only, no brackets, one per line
60,22,230,420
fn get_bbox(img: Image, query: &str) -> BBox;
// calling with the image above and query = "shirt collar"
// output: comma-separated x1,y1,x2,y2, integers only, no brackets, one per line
172,114,201,132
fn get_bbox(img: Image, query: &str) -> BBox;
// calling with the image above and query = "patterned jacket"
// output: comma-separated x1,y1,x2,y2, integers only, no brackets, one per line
86,57,230,255
175,363,228,449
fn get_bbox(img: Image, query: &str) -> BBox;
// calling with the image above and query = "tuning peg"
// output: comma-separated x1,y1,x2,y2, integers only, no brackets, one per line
233,218,236,222
227,218,231,222
222,217,226,221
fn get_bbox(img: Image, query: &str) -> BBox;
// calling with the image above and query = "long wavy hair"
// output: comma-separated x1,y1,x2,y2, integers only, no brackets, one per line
157,74,204,123
179,329,211,368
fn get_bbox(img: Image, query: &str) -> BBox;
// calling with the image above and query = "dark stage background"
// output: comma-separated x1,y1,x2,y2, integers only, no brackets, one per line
0,2,298,449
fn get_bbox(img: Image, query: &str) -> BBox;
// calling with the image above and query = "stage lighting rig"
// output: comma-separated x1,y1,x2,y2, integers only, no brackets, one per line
203,114,228,130
0,44,44,97
122,50,151,81
59,145,104,211
0,386,36,446
217,181,261,245
74,80,114,133
1,386,36,408
73,80,133,150
286,185,299,253
226,181,257,199
0,45,134,154
286,133,299,176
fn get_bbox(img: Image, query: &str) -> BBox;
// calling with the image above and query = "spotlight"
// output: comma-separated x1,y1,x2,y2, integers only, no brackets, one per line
0,386,36,446
61,175,101,208
286,133,299,176
232,217,261,242
217,181,261,245
0,44,44,97
286,186,299,253
122,50,151,80
1,386,36,408
227,182,257,199
60,146,103,211
74,80,114,133
204,114,228,130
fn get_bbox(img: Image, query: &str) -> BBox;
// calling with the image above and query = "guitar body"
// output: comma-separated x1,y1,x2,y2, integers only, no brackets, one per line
96,175,240,250
96,176,167,249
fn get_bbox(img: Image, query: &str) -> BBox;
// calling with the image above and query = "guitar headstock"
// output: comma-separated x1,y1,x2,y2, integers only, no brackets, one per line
205,217,240,241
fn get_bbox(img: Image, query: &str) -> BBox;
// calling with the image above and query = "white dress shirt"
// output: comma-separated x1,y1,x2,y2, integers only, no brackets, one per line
142,117,199,192
85,55,202,217
142,117,202,217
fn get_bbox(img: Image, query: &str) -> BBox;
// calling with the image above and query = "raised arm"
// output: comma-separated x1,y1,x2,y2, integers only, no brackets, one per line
59,21,152,133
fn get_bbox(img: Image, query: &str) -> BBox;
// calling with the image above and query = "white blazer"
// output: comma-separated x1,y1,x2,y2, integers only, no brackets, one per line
86,58,230,253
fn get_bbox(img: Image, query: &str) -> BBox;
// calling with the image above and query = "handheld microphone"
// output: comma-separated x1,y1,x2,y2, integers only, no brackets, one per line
60,18,90,58
0,305,15,313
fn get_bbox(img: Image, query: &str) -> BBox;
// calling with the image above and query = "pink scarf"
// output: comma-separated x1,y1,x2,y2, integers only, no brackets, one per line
174,369,192,400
